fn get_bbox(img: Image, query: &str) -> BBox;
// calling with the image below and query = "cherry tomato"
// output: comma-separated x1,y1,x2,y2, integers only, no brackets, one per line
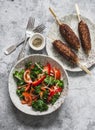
43,63,51,75
22,92,32,106
53,67,61,79
24,69,32,84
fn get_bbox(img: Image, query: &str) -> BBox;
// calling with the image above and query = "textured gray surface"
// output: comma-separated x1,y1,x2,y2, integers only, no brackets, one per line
0,0,95,130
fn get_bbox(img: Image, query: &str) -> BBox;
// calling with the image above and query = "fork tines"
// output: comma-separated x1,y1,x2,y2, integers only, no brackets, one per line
33,24,45,33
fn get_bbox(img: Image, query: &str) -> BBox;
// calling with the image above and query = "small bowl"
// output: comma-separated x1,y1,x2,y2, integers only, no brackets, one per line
29,33,46,51
9,54,69,116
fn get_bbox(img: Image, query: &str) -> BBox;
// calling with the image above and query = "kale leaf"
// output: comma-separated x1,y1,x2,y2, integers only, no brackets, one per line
51,93,60,105
34,85,41,94
16,87,25,100
43,90,49,102
30,63,43,81
44,75,55,86
13,70,25,86
44,75,64,88
32,99,48,111
55,80,64,88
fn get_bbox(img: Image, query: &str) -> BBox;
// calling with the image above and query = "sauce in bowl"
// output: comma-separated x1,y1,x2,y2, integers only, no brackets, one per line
32,38,42,47
29,33,45,51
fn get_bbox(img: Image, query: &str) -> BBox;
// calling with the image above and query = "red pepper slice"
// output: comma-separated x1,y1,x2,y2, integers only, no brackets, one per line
32,75,46,86
49,87,62,97
43,63,51,75
25,84,31,91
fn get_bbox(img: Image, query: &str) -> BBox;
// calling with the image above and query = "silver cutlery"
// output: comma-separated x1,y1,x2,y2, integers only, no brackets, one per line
17,20,45,61
4,23,45,55
17,17,35,61
33,24,45,33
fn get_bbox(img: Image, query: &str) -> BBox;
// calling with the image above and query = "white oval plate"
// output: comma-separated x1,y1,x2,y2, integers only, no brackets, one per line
9,54,68,116
46,14,95,72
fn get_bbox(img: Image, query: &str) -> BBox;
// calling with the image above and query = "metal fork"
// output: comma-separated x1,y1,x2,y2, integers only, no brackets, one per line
4,24,45,55
17,17,35,61
33,24,45,33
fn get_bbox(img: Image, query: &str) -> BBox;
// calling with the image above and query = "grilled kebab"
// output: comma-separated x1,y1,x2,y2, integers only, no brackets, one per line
78,20,91,55
52,40,79,65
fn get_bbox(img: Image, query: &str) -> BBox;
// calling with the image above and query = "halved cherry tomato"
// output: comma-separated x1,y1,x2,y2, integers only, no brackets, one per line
24,69,32,84
53,67,61,79
43,63,51,75
22,92,32,106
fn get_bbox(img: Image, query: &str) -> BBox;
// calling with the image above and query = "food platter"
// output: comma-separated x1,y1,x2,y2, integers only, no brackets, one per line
46,14,95,72
9,54,68,115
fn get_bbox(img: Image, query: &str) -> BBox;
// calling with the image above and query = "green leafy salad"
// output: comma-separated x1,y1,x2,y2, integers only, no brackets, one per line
13,62,64,112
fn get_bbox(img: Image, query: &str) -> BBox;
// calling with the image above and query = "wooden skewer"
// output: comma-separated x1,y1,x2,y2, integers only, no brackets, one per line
49,7,61,25
75,4,91,74
77,62,91,75
75,3,81,22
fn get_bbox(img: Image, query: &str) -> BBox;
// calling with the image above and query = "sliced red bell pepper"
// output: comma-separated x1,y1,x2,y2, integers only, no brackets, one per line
43,63,51,75
47,87,62,102
49,87,62,97
32,75,46,86
25,84,31,91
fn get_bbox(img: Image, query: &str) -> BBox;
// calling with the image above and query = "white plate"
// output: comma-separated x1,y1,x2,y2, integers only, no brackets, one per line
9,54,68,116
46,14,95,72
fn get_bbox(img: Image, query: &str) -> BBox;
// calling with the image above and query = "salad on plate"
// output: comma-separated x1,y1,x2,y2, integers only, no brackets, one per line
13,62,64,112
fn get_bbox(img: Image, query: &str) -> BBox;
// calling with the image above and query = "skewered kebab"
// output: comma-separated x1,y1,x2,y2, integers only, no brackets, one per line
53,40,78,65
49,7,80,51
51,39,91,75
75,4,91,55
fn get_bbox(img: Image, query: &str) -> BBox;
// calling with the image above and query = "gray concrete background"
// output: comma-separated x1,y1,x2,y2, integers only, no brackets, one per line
0,0,95,130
